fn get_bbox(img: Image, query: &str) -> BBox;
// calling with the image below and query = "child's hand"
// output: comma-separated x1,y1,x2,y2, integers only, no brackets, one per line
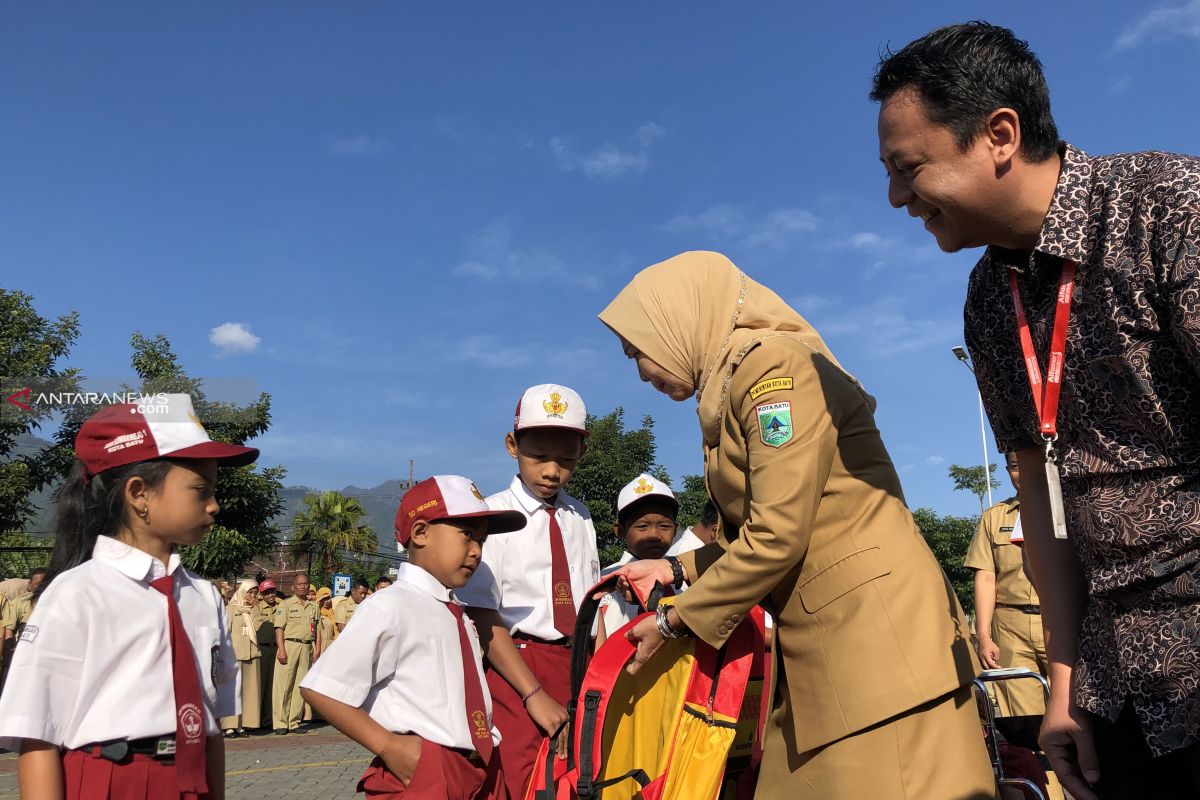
526,693,569,758
380,733,422,786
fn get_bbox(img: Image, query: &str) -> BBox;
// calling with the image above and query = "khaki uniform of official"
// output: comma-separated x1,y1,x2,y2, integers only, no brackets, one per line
675,338,996,799
0,595,14,675
220,603,262,730
334,596,360,631
965,498,1049,718
272,595,318,730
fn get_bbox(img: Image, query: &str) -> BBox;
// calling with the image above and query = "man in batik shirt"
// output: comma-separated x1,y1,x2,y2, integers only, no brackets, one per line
873,21,1200,800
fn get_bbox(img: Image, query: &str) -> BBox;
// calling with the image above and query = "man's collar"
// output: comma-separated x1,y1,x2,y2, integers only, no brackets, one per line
397,562,451,602
92,535,181,582
507,475,563,514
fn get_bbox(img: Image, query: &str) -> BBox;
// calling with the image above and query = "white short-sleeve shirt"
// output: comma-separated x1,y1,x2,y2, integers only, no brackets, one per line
456,476,600,641
0,536,239,751
300,562,500,752
598,552,644,636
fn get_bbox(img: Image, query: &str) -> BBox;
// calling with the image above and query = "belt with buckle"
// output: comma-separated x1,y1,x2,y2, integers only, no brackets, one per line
512,632,571,649
82,735,177,763
450,746,486,766
997,603,1041,614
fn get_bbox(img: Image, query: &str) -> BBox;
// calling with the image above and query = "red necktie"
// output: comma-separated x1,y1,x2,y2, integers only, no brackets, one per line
545,508,577,637
444,602,494,763
151,575,208,799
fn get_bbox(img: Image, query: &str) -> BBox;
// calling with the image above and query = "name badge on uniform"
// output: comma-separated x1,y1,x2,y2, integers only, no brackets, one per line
156,737,177,757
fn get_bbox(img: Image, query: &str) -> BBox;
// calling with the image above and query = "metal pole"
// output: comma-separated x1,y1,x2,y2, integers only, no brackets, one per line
978,391,993,508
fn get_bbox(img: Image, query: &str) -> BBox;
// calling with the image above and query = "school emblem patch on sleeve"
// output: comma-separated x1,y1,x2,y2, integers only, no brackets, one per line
756,401,794,448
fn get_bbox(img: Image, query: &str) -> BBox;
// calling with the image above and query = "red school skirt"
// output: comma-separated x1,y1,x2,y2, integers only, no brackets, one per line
62,748,201,800
357,738,507,800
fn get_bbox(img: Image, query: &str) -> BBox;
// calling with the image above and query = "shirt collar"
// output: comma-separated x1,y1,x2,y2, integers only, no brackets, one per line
507,475,565,515
989,142,1097,274
92,535,181,583
397,562,452,603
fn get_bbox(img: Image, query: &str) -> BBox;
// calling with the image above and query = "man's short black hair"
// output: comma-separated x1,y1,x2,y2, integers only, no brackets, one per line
28,567,48,580
870,21,1059,163
353,578,370,591
375,576,393,588
698,500,718,528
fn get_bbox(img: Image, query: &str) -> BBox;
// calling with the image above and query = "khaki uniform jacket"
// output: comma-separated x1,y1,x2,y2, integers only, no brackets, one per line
334,598,358,628
227,603,261,662
273,596,318,643
964,498,1039,607
675,338,978,754
256,600,279,646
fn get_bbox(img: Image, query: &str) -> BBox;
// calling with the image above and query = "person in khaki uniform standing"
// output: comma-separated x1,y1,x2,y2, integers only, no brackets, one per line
599,252,996,800
965,452,1049,716
335,579,368,633
220,578,262,737
256,578,280,729
273,573,319,734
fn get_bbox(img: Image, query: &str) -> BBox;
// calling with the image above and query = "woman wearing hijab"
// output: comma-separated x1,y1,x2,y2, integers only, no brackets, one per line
313,586,337,660
221,578,262,738
599,252,996,799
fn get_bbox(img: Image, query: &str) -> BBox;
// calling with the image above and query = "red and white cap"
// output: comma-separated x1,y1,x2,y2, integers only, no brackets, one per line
74,393,259,479
616,473,678,517
257,579,278,593
395,475,526,546
514,383,588,436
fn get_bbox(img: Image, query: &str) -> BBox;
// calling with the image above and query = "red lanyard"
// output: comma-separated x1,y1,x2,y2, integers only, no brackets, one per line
1008,260,1078,441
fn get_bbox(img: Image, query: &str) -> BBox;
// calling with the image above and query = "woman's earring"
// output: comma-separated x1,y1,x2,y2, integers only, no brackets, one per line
137,506,150,523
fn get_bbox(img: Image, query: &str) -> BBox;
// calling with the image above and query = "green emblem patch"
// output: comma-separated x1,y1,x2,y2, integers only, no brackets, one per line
756,401,793,448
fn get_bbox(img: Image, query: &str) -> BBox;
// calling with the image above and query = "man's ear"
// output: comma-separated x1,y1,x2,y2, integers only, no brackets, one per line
505,432,519,460
985,107,1020,170
408,520,430,548
578,439,589,459
613,522,625,542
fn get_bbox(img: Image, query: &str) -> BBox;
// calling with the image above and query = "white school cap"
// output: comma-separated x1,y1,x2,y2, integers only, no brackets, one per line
513,383,588,436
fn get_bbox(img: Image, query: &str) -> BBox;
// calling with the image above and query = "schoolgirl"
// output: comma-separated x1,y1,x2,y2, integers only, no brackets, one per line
0,394,258,799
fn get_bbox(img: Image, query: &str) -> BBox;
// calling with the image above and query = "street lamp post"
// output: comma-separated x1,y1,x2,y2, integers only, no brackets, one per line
951,346,994,509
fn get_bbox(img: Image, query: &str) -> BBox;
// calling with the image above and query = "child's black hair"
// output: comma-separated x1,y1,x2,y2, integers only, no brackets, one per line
616,496,679,530
698,500,719,528
37,459,174,598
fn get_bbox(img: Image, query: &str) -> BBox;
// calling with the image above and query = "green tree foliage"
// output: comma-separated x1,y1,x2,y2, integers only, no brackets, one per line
911,507,978,614
0,531,52,579
0,290,80,532
675,474,709,529
290,490,377,586
948,463,1000,514
566,409,668,565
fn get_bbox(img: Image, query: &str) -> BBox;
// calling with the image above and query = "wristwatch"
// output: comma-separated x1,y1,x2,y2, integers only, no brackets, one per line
664,555,685,589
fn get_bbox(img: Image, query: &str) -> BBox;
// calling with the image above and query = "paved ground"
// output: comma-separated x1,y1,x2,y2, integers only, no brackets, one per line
0,724,373,799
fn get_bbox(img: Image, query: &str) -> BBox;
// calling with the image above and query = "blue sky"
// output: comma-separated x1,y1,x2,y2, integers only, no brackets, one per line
5,2,1199,518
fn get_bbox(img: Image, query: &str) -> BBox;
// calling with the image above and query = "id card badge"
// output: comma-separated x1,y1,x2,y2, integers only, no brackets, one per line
1009,516,1024,544
1045,441,1069,540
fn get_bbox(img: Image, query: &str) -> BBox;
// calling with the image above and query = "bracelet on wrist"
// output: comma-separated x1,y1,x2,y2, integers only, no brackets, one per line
521,683,544,704
656,604,689,639
664,555,685,589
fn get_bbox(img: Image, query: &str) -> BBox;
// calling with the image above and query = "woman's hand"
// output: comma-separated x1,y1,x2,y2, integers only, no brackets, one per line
1038,693,1099,800
593,559,674,604
623,614,669,676
379,733,422,787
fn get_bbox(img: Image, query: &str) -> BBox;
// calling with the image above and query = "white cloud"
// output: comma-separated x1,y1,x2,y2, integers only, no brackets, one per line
328,135,388,158
454,334,602,371
791,294,835,316
664,203,817,250
1115,0,1200,50
551,122,666,180
807,296,956,358
925,455,946,467
433,115,466,146
451,221,599,289
209,322,261,355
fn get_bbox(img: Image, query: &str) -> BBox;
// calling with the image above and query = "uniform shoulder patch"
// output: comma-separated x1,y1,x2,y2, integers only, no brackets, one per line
755,401,794,448
748,377,793,400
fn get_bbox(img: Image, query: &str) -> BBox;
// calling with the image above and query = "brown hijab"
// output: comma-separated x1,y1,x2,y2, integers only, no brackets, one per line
598,251,857,445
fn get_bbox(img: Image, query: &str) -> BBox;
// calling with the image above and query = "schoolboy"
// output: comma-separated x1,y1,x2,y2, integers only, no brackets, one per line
301,475,525,800
458,384,600,799
597,474,679,647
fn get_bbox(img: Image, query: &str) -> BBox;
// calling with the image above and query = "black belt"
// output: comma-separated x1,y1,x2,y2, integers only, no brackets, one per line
450,746,486,766
997,603,1041,614
78,735,176,763
512,632,571,649
285,637,313,643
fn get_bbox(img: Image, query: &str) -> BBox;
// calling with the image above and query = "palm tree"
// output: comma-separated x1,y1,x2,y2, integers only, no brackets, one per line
289,491,377,580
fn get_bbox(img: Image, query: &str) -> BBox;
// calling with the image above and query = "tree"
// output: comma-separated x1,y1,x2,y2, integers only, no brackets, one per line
290,490,377,586
911,507,978,615
948,463,1000,514
0,531,52,579
566,409,668,565
0,290,80,533
675,474,709,529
